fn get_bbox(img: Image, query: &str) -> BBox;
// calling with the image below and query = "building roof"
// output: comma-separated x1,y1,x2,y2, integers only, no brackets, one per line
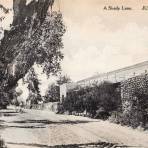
77,60,148,83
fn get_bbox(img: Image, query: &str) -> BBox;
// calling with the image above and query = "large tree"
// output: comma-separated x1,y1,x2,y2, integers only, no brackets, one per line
0,0,65,107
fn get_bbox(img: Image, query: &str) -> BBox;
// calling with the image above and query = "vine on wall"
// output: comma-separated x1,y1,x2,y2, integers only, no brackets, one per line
121,73,148,128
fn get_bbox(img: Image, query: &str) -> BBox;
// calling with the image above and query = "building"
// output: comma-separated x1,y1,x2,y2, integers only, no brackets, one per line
60,61,148,102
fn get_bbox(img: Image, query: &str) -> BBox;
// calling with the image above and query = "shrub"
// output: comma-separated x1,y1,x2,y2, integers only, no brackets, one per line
0,92,9,109
121,74,148,128
94,107,110,120
109,111,123,124
44,84,60,103
61,82,121,119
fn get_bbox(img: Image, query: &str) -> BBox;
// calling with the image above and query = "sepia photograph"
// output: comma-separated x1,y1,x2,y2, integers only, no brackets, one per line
0,0,148,147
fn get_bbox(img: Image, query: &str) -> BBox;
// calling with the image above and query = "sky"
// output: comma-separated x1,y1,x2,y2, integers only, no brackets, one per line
1,0,148,96
54,0,148,81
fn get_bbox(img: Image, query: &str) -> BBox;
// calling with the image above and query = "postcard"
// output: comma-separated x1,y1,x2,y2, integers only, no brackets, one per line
0,0,148,148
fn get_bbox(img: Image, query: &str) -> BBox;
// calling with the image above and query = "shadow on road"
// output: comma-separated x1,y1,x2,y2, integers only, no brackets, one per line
7,141,139,148
1,119,99,129
2,113,18,117
2,125,46,129
11,119,98,125
0,110,24,117
0,111,18,114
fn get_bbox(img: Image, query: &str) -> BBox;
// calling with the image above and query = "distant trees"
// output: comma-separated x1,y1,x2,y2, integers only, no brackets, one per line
43,75,71,103
44,83,60,103
11,88,23,106
26,67,42,105
57,75,71,85
0,92,9,109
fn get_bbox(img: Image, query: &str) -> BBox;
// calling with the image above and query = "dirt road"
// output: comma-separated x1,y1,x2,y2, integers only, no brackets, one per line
0,109,148,148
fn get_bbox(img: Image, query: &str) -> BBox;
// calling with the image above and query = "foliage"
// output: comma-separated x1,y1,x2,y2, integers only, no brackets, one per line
26,68,40,93
61,82,121,119
57,75,71,85
121,74,148,128
15,11,65,78
27,92,41,105
11,88,22,106
44,83,60,102
26,67,42,105
0,0,65,107
0,92,9,109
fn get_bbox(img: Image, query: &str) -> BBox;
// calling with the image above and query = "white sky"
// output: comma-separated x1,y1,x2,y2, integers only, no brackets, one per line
1,0,148,97
55,0,148,81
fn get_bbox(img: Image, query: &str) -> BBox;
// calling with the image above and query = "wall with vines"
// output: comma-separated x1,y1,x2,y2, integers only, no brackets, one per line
121,73,148,128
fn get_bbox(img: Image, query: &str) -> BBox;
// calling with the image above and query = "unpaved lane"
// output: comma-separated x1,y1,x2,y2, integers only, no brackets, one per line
0,109,148,148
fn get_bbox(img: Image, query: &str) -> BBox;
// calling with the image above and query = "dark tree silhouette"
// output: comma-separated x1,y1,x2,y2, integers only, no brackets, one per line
44,83,60,103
